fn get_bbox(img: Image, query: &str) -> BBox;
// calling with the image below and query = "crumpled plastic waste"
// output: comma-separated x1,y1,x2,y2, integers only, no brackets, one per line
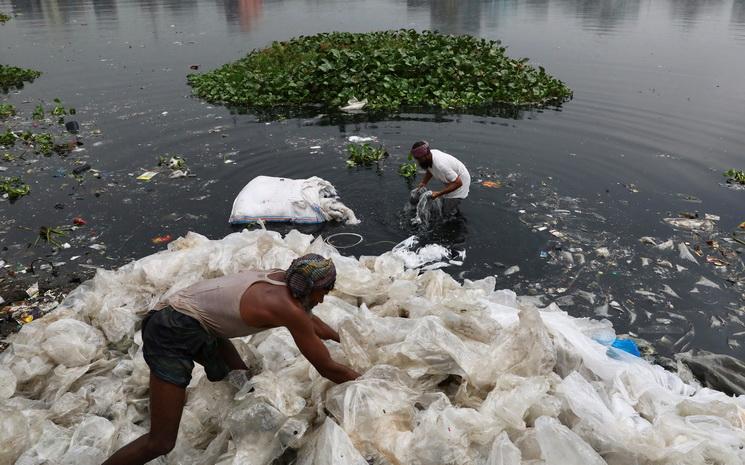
409,186,444,226
1,228,744,465
339,97,367,112
391,235,465,270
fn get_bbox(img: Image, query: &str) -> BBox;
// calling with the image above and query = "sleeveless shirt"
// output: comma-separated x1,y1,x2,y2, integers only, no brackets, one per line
158,270,285,338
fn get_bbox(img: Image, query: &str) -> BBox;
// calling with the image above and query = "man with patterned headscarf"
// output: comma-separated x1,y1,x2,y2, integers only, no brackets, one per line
104,254,359,465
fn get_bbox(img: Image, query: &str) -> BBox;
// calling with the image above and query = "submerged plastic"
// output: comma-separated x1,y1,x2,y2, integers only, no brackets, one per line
1,228,744,464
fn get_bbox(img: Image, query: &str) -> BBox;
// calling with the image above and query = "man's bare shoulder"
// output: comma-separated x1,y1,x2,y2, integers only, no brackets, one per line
260,286,306,325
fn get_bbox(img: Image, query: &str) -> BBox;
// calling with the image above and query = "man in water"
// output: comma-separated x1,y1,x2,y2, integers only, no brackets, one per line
104,254,359,465
411,141,471,216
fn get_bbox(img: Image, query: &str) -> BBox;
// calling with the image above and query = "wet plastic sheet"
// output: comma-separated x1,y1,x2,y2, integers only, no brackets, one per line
1,228,744,465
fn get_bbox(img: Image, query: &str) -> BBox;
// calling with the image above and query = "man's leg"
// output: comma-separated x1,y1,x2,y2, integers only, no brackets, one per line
102,374,186,465
442,198,461,217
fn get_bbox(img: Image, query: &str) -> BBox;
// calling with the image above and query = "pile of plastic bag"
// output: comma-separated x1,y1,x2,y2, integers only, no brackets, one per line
1,228,744,465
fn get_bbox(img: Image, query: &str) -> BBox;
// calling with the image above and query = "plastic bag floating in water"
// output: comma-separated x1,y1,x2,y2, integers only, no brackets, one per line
391,235,465,270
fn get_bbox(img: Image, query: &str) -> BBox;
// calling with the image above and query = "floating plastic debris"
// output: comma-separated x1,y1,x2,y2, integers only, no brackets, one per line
136,171,158,181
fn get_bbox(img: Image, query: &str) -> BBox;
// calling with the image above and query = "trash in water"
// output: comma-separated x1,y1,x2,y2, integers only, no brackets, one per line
481,180,502,189
664,217,715,232
504,265,520,276
64,120,80,134
678,242,698,265
72,217,87,226
706,256,728,267
347,135,376,143
136,171,158,181
169,170,188,179
610,338,641,357
595,247,610,258
25,282,39,298
72,163,91,174
151,234,174,245
391,235,464,270
339,97,367,112
655,239,674,251
695,277,720,289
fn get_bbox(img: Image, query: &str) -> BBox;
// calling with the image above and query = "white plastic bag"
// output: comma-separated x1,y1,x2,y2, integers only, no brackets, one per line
295,418,368,465
535,416,607,465
486,432,521,465
229,176,359,225
42,319,104,367
0,407,30,465
0,365,17,399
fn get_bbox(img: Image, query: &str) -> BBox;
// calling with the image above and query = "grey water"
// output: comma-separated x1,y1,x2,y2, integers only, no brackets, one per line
1,0,744,361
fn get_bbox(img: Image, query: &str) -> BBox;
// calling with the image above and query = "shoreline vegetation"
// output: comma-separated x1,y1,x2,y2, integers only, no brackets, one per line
187,30,572,114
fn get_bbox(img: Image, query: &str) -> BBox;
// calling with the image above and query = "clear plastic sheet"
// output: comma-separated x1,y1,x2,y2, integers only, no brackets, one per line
1,228,744,465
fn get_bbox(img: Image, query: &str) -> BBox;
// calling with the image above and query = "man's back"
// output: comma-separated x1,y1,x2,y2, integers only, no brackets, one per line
429,149,471,199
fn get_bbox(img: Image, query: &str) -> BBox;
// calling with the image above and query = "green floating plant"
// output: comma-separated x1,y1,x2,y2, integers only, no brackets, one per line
0,103,15,118
724,169,745,185
187,30,572,114
0,65,41,92
346,143,387,167
0,176,30,200
398,153,418,179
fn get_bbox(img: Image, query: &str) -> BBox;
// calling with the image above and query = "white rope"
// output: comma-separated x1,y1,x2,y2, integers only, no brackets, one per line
324,232,364,249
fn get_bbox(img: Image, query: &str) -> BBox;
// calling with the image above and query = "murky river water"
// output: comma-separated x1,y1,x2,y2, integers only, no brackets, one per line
1,0,744,360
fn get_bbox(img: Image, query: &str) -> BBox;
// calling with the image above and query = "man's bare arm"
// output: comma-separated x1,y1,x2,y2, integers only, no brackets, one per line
285,310,359,383
418,170,433,188
311,315,340,342
432,176,463,199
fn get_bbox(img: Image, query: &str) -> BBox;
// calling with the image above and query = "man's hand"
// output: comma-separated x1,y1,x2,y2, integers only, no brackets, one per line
418,171,433,189
431,191,440,200
285,308,360,383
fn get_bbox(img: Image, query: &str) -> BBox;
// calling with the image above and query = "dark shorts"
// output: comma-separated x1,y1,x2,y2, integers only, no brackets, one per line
141,307,230,388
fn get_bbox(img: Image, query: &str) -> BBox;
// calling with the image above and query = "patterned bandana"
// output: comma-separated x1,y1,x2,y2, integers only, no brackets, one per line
411,142,430,159
285,254,337,298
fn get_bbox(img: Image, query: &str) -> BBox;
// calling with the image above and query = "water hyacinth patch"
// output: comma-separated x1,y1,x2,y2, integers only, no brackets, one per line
346,143,388,167
724,169,745,185
0,129,15,147
0,12,10,23
0,103,15,118
0,176,30,200
399,155,418,179
187,30,572,114
0,65,41,92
